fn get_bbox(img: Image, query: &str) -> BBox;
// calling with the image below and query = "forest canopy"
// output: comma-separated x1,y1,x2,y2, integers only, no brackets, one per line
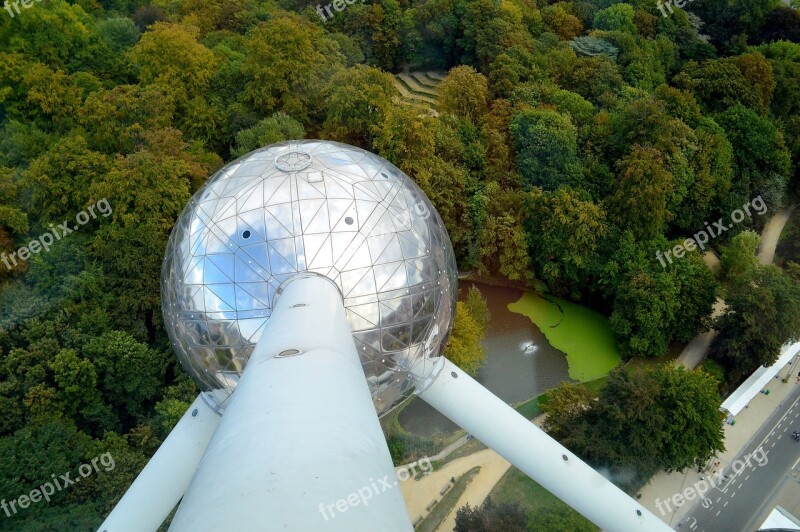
0,0,798,527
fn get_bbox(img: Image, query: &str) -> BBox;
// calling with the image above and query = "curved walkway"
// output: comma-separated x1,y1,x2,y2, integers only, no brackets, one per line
674,297,726,369
758,205,796,265
675,204,796,370
645,204,799,527
399,448,509,526
400,419,549,531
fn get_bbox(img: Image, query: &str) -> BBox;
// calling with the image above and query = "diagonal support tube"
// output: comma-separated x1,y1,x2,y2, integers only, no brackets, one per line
99,393,221,532
416,358,672,532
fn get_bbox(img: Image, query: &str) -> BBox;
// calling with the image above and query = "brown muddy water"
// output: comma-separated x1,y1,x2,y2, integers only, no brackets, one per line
397,281,570,436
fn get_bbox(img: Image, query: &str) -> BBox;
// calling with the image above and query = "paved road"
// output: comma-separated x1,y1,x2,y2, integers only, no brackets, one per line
678,386,800,532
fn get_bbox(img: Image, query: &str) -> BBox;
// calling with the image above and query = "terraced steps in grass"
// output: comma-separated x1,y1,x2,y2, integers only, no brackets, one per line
397,73,439,97
392,76,438,107
409,72,441,91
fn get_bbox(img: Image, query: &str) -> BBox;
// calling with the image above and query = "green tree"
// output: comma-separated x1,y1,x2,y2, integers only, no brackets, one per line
605,146,673,240
526,187,607,295
473,17,535,73
543,366,725,491
0,0,119,76
49,349,117,434
678,118,734,231
0,420,92,511
541,4,584,40
711,265,800,376
457,0,503,65
21,135,113,222
0,53,99,131
0,120,54,168
438,66,489,123
232,113,305,157
463,284,489,327
129,23,217,105
89,129,219,322
541,381,593,441
374,101,437,176
455,497,528,532
80,85,176,154
511,109,582,190
367,0,411,70
719,230,760,282
323,65,398,147
554,56,624,104
96,17,141,52
445,298,488,375
734,53,776,112
0,169,27,280
673,58,766,114
82,331,167,421
242,15,343,122
716,104,791,212
593,4,636,34
421,157,477,265
477,183,530,281
610,268,679,359
609,240,715,358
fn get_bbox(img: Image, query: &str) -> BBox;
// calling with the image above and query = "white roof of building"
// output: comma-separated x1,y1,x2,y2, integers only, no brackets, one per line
759,505,800,530
720,342,800,417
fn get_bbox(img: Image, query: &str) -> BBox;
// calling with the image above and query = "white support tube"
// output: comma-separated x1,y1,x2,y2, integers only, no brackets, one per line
99,393,220,532
416,358,672,532
169,274,412,531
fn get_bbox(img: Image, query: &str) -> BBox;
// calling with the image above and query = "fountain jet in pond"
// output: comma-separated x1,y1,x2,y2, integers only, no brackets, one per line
99,140,670,532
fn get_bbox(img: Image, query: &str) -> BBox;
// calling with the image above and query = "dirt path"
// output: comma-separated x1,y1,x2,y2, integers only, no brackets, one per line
437,450,511,532
676,205,796,369
758,205,796,265
674,298,726,369
399,448,508,525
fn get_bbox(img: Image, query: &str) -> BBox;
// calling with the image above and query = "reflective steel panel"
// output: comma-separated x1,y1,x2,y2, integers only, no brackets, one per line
162,140,458,416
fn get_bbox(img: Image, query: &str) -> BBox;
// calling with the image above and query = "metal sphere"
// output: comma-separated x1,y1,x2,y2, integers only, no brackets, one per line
161,140,458,415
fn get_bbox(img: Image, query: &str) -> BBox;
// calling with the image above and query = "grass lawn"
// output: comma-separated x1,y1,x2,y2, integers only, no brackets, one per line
513,395,543,419
508,292,621,382
489,467,597,531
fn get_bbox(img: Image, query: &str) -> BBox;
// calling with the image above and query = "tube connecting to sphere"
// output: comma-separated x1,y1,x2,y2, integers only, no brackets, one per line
170,274,411,531
416,359,672,532
98,394,220,532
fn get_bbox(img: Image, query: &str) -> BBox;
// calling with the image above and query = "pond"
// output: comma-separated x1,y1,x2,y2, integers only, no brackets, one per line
398,281,572,437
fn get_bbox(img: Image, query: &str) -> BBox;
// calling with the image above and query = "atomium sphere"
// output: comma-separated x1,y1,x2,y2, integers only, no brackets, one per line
161,140,458,416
